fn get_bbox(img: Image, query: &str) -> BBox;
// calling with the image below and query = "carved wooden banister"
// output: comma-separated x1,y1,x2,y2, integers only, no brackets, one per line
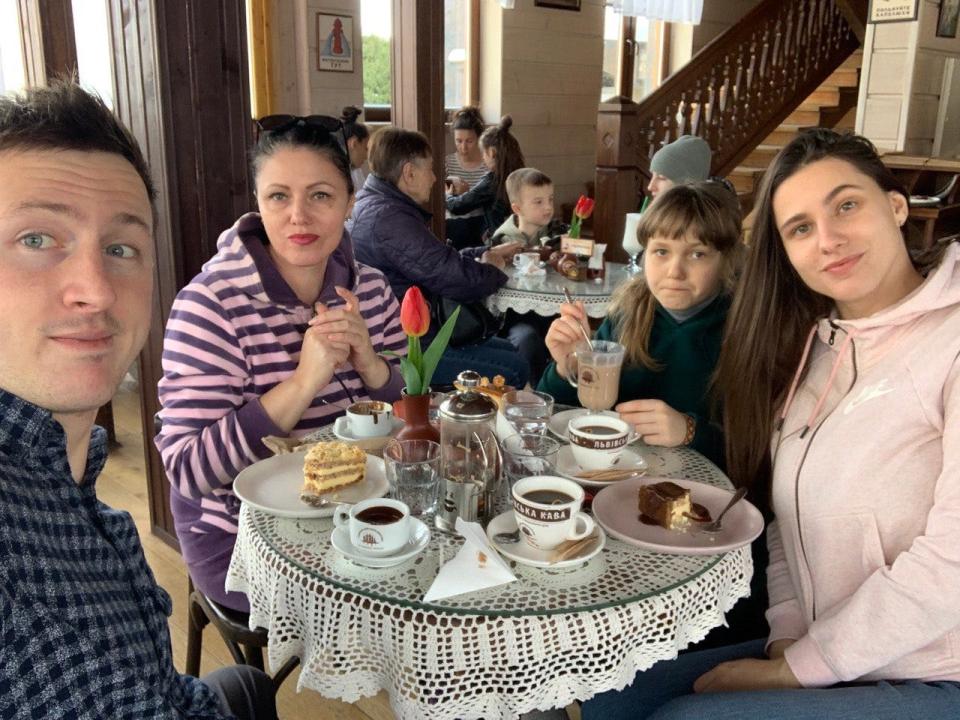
595,0,861,258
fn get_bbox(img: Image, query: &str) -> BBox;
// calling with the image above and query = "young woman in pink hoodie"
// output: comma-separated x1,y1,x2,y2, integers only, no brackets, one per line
582,131,960,719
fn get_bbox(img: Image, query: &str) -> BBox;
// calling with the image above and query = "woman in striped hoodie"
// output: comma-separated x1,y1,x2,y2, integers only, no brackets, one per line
156,116,406,611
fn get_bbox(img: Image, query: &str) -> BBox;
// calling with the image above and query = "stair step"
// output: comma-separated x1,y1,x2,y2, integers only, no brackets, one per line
786,108,822,124
807,87,840,106
826,67,859,87
728,168,764,193
839,51,863,70
742,145,781,168
764,125,804,145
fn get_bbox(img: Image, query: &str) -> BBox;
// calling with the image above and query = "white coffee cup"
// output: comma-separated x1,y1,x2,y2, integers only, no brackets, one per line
334,498,411,556
512,252,540,272
346,400,393,438
511,476,595,551
568,414,631,470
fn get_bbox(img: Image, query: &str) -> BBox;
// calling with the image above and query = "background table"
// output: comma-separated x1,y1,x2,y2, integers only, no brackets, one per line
226,433,752,720
487,262,631,319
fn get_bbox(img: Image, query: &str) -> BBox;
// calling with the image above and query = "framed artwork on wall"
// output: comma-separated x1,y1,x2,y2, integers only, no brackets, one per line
937,0,960,38
317,12,354,72
867,0,919,23
534,0,581,10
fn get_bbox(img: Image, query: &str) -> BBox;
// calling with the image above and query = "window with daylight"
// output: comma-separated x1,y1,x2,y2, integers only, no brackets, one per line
360,0,478,120
601,6,664,103
361,0,392,120
0,3,26,95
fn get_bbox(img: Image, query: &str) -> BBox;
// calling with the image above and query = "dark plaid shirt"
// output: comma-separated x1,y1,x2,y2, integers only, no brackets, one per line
0,390,229,719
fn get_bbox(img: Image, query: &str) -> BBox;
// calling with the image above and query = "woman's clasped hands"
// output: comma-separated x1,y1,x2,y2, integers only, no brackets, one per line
299,286,387,393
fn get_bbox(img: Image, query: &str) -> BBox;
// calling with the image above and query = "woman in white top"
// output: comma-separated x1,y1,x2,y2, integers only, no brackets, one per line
445,106,488,249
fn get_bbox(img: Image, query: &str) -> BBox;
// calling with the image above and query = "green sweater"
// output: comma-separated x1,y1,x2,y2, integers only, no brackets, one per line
537,294,729,468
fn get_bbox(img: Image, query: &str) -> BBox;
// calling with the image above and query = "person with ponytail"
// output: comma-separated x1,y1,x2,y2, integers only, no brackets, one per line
583,129,960,720
446,114,525,242
538,181,742,468
341,105,370,191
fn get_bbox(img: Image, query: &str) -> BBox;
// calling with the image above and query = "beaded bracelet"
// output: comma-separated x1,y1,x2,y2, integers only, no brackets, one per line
682,414,696,446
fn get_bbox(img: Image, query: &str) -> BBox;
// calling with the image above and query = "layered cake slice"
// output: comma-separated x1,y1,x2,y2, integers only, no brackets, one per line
638,481,693,530
302,441,366,495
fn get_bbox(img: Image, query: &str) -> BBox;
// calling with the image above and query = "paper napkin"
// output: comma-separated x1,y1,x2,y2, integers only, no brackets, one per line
423,517,517,602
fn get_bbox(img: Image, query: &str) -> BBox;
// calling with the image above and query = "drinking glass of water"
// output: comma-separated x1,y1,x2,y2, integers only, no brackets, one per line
502,433,561,487
383,439,441,519
501,390,554,436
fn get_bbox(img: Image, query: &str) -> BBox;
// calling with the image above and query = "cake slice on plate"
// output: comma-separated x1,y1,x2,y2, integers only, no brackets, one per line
302,440,366,496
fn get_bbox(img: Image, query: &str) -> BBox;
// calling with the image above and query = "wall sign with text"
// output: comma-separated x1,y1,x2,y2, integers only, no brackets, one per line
868,0,919,23
317,13,354,72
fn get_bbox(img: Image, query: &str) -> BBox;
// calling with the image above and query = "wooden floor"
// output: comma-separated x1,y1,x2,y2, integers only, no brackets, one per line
102,388,581,720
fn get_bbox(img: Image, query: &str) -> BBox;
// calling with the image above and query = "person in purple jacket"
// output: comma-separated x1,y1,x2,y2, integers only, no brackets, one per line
347,126,529,388
156,115,407,612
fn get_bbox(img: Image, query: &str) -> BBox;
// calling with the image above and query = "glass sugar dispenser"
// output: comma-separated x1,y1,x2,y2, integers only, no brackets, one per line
435,371,502,532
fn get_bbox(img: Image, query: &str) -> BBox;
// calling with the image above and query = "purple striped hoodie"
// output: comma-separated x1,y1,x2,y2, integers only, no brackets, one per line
155,213,405,608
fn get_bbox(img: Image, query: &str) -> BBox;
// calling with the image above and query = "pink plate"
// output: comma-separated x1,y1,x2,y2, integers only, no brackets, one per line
592,476,764,555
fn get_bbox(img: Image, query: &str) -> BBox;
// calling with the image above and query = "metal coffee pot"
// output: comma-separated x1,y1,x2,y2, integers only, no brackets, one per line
435,371,502,532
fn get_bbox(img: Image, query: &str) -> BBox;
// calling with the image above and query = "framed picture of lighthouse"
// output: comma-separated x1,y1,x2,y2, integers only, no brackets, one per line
317,13,354,72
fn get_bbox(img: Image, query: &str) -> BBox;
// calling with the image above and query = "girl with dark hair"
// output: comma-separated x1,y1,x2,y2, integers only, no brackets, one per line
444,106,489,249
538,182,743,468
157,115,406,612
341,105,370,190
446,115,525,244
582,129,960,720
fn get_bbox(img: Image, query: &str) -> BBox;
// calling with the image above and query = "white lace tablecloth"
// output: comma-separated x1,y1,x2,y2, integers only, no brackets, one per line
226,436,752,720
487,263,631,318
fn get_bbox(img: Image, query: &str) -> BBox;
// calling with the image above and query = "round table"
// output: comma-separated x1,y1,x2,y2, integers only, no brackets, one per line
226,433,752,720
486,262,631,319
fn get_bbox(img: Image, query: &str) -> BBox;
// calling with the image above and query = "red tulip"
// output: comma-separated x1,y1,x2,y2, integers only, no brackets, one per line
574,195,595,220
400,286,430,338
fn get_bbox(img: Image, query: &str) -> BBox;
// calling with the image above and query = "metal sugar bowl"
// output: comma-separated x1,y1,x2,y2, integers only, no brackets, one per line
435,371,502,532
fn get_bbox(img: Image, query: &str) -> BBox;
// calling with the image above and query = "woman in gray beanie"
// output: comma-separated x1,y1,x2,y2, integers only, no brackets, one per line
647,134,712,198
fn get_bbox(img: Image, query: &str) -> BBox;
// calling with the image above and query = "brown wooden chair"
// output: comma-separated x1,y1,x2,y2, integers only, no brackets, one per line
185,578,299,690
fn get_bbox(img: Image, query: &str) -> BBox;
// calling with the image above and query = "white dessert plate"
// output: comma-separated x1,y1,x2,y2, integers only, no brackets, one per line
547,408,637,443
332,415,404,442
486,511,605,569
234,451,388,519
330,517,431,568
554,445,648,488
592,476,764,556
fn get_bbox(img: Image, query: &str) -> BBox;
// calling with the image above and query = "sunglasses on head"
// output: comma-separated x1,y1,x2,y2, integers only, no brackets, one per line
256,114,343,134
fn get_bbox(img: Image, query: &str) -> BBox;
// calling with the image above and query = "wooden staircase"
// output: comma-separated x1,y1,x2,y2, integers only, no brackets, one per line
594,0,865,259
730,50,863,206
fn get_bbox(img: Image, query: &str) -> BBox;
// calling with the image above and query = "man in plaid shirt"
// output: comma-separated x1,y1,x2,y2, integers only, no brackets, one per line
0,82,277,719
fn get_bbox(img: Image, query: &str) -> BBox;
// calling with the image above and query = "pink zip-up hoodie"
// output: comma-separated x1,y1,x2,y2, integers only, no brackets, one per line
766,242,960,687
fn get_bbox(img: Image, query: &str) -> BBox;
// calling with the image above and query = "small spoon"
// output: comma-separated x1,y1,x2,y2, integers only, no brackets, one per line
562,288,594,352
701,487,748,533
493,529,521,544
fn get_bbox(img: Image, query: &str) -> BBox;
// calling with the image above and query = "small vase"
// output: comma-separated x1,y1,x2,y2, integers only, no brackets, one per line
395,391,441,443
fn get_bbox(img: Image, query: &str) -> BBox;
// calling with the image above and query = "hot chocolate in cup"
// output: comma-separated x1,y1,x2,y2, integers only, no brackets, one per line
511,476,595,551
346,400,393,438
334,498,411,556
567,414,631,470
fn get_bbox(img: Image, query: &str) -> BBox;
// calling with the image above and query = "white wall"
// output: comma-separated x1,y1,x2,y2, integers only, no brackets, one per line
271,0,365,116
493,0,606,206
857,0,960,154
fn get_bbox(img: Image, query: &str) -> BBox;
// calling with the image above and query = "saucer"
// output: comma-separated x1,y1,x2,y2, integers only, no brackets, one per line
555,445,648,488
547,408,637,443
333,415,403,442
330,517,431,568
486,511,605,569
